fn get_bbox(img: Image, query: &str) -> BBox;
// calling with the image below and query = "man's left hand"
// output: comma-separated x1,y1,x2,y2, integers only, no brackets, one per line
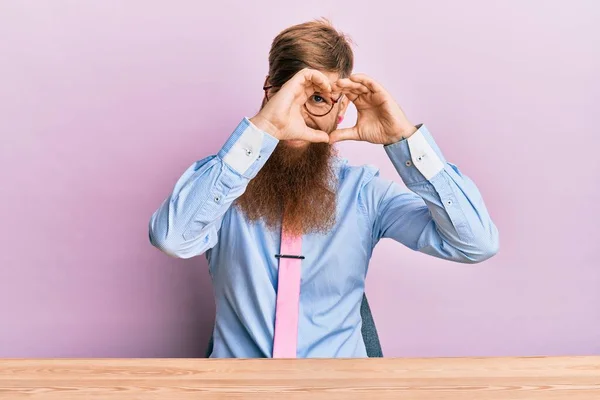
330,74,418,145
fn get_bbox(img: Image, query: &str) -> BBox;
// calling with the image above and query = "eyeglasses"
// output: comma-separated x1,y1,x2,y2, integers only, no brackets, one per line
262,79,343,117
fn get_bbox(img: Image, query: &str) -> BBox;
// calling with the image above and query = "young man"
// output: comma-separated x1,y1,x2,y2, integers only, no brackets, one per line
149,20,499,358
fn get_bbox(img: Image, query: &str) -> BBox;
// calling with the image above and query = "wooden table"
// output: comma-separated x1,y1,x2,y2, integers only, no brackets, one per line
1,357,599,399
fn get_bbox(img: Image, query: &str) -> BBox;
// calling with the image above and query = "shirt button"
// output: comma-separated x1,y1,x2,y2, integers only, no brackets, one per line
214,196,221,203
445,199,453,206
245,149,253,156
405,160,412,167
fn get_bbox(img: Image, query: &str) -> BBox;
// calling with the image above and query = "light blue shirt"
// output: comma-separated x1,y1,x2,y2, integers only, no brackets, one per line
149,117,499,358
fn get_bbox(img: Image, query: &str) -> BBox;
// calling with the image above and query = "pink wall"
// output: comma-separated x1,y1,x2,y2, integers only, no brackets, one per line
1,1,598,357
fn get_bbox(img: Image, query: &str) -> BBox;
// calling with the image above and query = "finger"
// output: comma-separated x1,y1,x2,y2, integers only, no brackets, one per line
300,68,332,95
335,78,369,94
331,81,343,96
334,80,370,102
329,127,360,144
334,80,367,101
342,91,360,102
340,86,369,98
349,73,384,93
347,87,369,97
300,126,330,143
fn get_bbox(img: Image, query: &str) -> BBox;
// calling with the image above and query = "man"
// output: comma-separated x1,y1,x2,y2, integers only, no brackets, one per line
149,20,499,358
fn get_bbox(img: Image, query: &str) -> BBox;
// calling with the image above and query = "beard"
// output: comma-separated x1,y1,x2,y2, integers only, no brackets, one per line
235,130,338,237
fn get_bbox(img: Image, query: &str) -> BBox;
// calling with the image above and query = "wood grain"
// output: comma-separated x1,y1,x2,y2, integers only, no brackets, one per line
1,357,599,399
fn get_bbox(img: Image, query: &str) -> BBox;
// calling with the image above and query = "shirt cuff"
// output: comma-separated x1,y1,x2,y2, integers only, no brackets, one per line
384,124,447,186
218,117,279,179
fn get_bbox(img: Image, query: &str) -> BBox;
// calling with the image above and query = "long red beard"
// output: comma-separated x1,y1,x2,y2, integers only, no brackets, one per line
235,141,338,236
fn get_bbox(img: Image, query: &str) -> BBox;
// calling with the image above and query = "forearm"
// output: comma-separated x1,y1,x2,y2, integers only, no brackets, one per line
383,125,499,262
149,117,278,258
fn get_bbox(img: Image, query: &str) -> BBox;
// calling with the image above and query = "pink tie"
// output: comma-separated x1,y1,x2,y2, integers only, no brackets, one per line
272,227,303,358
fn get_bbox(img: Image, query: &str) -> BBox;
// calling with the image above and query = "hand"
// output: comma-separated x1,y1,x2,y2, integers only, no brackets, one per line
330,74,417,145
250,68,333,143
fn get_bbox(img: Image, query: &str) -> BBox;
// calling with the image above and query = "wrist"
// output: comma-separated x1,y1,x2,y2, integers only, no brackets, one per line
249,115,281,139
385,124,418,145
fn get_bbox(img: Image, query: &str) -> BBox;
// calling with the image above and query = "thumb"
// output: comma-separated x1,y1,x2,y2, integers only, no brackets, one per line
329,127,360,144
301,126,330,143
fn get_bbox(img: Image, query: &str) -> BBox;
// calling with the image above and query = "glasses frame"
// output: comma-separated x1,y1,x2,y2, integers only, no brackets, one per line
262,77,343,117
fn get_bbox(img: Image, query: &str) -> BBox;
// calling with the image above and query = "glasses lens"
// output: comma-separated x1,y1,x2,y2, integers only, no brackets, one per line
305,93,334,116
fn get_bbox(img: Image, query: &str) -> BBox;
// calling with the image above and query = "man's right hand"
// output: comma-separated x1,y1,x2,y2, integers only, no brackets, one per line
250,68,332,143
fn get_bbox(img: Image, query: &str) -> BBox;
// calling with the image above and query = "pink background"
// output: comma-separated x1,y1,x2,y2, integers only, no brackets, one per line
1,0,598,357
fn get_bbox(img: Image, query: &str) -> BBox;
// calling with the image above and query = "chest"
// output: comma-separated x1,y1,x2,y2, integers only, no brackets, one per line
209,201,372,297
